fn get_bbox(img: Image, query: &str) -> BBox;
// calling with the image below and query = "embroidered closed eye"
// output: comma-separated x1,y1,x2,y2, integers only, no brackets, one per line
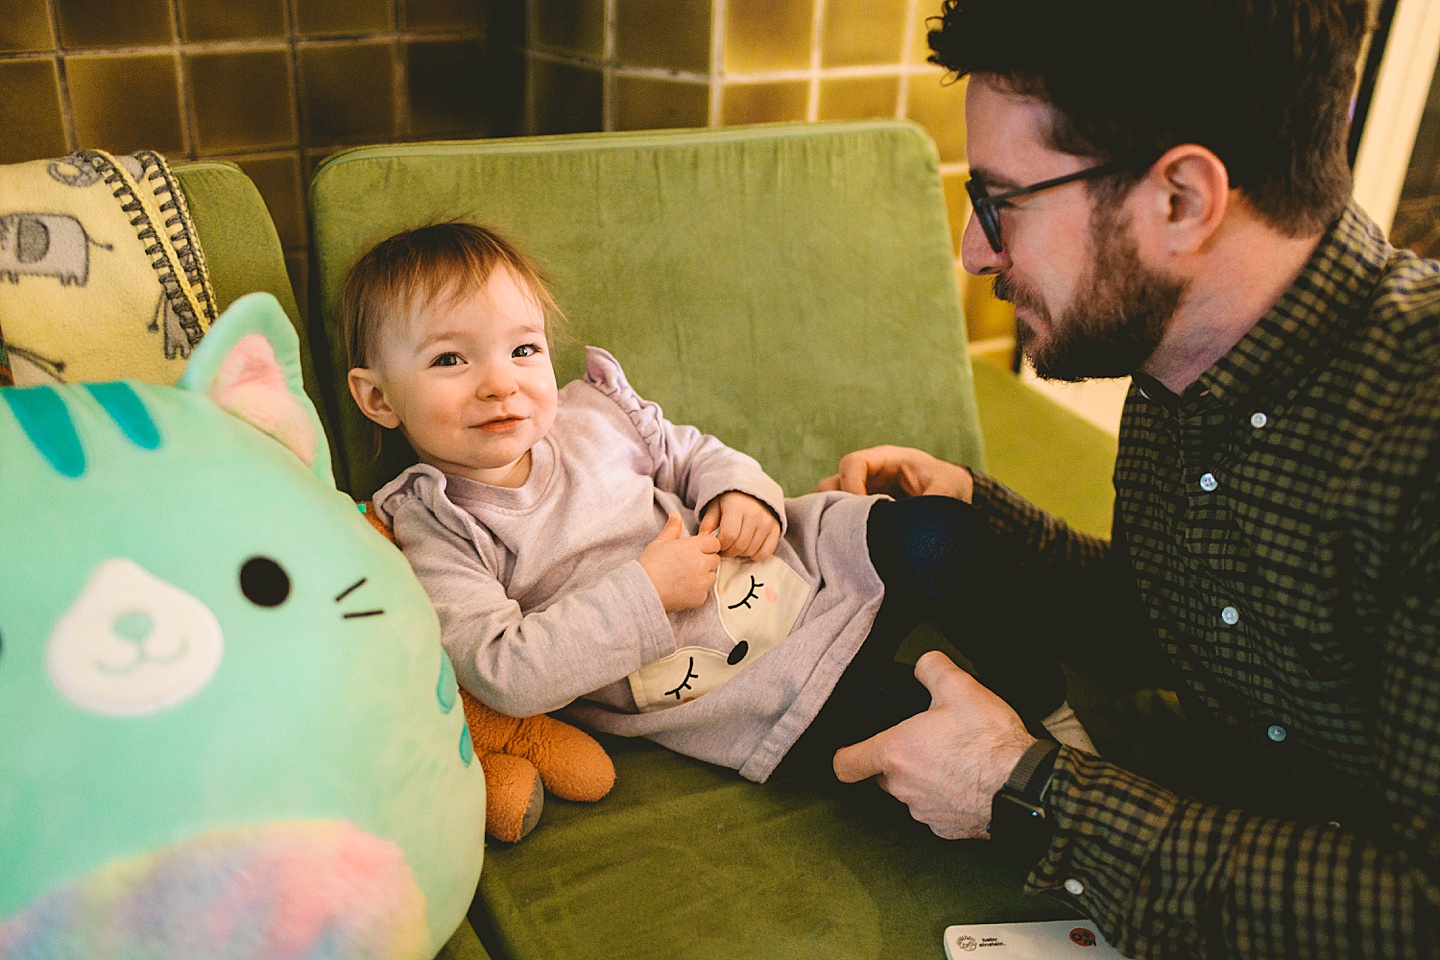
335,577,384,619
664,656,698,700
727,576,764,610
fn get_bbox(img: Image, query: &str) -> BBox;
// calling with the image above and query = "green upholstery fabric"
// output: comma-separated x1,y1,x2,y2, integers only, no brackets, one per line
971,360,1116,538
303,123,1122,960
172,160,334,458
308,122,986,499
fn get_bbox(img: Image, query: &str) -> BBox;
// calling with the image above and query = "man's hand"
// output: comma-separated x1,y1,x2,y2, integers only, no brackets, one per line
698,492,782,561
816,445,974,502
638,513,722,611
832,652,1036,839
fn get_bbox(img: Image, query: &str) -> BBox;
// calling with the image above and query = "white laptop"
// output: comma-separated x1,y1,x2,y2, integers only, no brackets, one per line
944,919,1124,958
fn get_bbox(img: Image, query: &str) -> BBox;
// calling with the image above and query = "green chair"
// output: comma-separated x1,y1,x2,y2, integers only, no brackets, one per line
304,122,1118,960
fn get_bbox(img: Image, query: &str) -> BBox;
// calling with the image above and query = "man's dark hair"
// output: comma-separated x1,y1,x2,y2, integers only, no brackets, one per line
929,0,1371,235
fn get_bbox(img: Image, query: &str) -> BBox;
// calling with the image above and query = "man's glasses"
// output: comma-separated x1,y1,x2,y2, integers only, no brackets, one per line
964,160,1132,254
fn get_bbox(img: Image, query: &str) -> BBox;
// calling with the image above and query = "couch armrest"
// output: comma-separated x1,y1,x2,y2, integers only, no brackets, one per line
970,360,1117,538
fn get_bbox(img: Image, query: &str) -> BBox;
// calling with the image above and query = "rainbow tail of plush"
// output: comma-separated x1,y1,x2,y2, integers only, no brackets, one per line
0,821,429,960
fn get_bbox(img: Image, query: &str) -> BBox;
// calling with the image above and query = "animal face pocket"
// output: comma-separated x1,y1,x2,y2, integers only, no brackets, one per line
628,555,809,711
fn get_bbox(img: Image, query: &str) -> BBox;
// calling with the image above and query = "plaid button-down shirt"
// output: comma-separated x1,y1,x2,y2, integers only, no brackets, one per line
972,201,1439,959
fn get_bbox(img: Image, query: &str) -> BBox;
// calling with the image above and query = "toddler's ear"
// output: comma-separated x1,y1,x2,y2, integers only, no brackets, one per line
348,367,402,430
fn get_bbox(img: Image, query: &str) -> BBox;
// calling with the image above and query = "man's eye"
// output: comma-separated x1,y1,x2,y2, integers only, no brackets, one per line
431,352,461,367
513,344,540,358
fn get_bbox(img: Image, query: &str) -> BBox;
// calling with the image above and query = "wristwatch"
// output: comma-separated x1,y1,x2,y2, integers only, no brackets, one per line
987,739,1061,860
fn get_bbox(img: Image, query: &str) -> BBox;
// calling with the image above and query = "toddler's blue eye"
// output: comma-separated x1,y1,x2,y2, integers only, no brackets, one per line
431,353,461,367
513,344,539,358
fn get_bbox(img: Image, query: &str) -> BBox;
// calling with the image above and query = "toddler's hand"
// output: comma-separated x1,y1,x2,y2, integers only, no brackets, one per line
638,513,722,612
698,492,782,561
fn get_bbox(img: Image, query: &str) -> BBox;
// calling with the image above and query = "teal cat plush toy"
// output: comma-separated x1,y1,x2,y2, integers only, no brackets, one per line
0,293,485,959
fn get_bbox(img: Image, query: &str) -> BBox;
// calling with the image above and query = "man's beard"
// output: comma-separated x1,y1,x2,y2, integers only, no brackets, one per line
997,207,1186,382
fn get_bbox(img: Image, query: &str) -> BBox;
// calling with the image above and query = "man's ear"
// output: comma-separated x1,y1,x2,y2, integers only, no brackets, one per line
348,367,402,430
1134,144,1229,258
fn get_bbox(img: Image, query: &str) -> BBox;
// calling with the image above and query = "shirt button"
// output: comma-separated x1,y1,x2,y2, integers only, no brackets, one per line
1221,605,1240,625
1064,878,1085,896
1267,724,1288,743
1251,411,1268,429
1199,472,1218,492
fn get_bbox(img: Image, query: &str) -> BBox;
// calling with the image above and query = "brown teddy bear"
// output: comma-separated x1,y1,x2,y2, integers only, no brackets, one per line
362,503,615,842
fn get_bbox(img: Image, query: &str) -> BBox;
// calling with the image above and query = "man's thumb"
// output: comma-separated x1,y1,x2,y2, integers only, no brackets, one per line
912,651,974,707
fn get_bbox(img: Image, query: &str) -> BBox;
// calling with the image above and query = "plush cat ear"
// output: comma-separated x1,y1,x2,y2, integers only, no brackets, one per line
178,292,335,486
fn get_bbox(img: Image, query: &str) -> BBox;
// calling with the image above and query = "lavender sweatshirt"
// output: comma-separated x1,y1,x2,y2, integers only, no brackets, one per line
374,347,884,781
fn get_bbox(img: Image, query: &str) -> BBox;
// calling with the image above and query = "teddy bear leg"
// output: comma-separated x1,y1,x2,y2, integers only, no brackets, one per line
477,753,544,843
509,714,616,802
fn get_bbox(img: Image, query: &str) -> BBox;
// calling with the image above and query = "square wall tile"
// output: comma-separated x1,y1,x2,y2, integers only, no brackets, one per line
298,42,396,145
180,0,287,41
817,75,899,121
913,5,943,66
615,0,710,74
719,80,807,125
613,75,709,131
407,38,491,137
295,0,390,37
189,49,296,153
68,54,185,154
408,0,485,31
233,153,305,249
0,59,67,162
940,169,968,254
531,0,605,58
724,0,813,74
821,0,907,67
55,0,173,48
963,270,1016,342
905,69,966,163
527,58,602,135
1,0,54,53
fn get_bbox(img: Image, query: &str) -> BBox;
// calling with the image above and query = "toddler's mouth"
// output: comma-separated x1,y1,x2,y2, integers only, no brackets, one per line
477,415,525,433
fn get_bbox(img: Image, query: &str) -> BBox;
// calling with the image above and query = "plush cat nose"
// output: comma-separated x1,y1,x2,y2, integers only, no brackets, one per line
47,558,225,716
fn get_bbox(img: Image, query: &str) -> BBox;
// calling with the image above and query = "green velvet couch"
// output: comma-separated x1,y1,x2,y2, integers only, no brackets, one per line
174,120,1120,960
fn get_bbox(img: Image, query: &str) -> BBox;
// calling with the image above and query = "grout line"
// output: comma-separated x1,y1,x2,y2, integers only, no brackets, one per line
167,0,198,157
897,0,918,120
602,0,616,132
526,46,941,85
709,0,726,126
44,0,76,151
807,0,824,123
392,0,408,138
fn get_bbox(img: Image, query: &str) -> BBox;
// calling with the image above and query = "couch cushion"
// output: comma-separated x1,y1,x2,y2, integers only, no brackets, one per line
308,122,987,499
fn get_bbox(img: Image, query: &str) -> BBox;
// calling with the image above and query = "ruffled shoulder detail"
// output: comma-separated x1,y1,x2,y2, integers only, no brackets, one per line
581,345,667,462
373,463,470,539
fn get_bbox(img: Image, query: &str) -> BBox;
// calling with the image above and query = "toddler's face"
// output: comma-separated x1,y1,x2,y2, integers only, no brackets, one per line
369,267,558,487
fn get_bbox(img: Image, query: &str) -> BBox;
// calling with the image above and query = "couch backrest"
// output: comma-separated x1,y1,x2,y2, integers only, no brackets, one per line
172,160,334,450
307,122,987,500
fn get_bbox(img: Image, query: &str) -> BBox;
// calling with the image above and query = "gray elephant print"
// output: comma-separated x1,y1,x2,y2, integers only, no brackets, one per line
0,213,112,287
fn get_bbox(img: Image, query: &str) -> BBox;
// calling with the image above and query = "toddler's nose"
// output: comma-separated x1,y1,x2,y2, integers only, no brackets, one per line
476,363,518,399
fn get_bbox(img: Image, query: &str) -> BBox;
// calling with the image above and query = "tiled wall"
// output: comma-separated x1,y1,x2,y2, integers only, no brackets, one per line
1391,51,1440,261
523,0,1016,346
0,0,1011,345
0,0,523,313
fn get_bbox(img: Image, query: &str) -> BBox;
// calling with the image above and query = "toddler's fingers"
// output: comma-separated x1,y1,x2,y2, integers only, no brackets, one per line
697,503,720,536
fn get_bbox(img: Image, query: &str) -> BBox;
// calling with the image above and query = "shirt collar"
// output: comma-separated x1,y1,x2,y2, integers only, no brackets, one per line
1190,200,1392,410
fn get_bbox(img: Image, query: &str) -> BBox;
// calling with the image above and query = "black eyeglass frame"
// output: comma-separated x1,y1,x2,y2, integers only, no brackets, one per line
964,160,1134,254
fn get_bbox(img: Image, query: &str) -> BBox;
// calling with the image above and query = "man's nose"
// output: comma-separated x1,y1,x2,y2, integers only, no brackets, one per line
959,213,1009,277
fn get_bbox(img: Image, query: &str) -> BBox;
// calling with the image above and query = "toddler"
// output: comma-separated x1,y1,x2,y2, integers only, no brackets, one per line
345,222,1080,783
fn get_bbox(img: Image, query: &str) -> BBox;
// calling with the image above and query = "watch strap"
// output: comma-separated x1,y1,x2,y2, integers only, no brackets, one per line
1004,739,1061,806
